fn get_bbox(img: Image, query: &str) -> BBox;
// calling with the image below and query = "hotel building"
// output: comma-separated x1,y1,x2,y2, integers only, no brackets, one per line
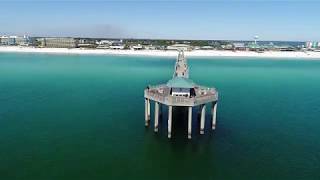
38,37,78,48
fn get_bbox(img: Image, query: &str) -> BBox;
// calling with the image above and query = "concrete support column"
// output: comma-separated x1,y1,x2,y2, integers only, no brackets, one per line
154,102,159,132
145,98,149,127
200,104,206,134
147,99,151,121
168,106,173,139
212,102,217,130
188,106,192,139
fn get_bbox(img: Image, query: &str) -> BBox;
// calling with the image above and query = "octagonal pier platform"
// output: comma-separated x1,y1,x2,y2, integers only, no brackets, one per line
144,50,218,139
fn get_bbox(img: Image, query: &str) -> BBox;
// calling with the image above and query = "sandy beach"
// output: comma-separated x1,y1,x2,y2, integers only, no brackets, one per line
1,46,320,59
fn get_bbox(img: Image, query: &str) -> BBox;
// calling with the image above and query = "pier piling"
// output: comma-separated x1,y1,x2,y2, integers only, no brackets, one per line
188,106,192,139
212,102,217,130
147,99,151,121
200,105,206,135
168,106,173,138
154,102,159,132
145,98,149,127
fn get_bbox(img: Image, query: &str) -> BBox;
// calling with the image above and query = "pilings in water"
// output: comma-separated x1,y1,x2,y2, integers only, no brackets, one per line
147,99,150,122
188,106,192,139
200,105,206,135
212,102,217,130
154,102,159,132
168,105,173,138
144,98,217,139
144,98,150,126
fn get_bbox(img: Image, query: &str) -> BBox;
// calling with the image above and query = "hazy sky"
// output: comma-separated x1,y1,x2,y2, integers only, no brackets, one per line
1,0,319,41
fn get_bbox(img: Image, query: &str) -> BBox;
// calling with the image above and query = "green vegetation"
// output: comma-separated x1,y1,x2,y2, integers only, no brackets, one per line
190,40,210,47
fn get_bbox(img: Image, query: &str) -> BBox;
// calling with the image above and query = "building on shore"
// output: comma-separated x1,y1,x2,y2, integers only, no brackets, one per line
221,44,234,50
109,45,125,50
38,37,78,48
167,44,193,51
77,39,97,48
8,36,16,45
26,37,38,46
0,35,31,46
233,43,247,51
15,35,30,46
130,44,144,50
96,40,113,49
0,36,16,45
200,46,214,50
143,45,157,50
109,40,125,50
247,42,265,52
96,45,110,49
276,46,296,51
96,40,113,46
0,36,9,45
36,38,46,47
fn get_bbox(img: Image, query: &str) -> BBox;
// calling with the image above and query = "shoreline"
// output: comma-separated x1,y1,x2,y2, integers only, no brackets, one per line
1,46,320,59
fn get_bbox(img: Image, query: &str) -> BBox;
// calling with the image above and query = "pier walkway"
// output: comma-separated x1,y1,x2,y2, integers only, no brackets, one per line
144,50,218,139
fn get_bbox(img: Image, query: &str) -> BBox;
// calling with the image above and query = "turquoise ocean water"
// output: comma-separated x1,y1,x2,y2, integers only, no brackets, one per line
0,53,320,179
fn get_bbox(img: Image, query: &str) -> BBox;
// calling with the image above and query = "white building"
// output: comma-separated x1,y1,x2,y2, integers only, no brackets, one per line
167,44,193,51
200,46,214,50
0,35,30,46
144,45,157,50
109,40,125,50
0,36,9,45
96,45,110,49
233,43,246,51
131,44,143,50
109,45,125,50
96,40,113,46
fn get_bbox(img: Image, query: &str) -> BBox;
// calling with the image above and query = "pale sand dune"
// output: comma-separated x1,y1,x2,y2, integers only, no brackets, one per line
1,46,320,59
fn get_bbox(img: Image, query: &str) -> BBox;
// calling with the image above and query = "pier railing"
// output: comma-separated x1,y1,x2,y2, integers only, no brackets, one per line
168,96,195,106
194,94,218,105
144,89,166,102
145,89,218,106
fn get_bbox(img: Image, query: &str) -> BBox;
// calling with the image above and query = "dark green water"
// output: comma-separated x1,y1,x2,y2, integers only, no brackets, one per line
0,53,320,179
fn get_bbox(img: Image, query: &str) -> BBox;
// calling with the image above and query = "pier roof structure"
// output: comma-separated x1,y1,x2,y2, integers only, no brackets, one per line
166,77,195,88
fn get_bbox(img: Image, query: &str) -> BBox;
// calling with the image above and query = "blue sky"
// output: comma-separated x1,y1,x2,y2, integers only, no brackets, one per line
1,1,319,41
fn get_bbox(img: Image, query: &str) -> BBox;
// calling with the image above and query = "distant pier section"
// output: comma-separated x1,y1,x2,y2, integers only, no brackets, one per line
144,51,218,139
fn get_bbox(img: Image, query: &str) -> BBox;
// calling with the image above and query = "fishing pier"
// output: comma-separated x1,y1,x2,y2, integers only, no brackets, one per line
144,51,218,139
